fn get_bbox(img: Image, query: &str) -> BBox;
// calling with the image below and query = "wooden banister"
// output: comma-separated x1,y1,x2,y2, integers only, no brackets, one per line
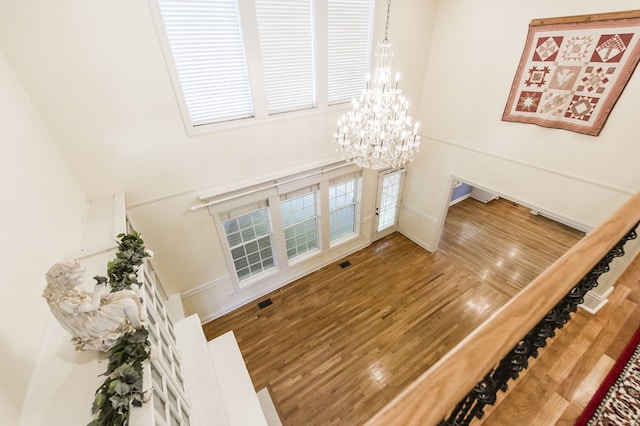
366,192,640,426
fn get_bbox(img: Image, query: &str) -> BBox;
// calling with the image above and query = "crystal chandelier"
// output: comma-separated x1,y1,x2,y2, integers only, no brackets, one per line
333,0,420,170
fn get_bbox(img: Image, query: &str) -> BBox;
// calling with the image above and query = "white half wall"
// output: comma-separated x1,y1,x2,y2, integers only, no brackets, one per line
0,50,86,424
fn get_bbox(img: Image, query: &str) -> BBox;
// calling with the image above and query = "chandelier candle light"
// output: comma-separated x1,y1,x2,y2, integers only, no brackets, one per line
333,0,420,170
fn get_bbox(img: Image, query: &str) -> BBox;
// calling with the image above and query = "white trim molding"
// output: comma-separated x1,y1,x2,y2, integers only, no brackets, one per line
426,135,635,197
530,209,592,233
401,203,438,224
449,193,471,207
399,229,435,252
181,275,231,300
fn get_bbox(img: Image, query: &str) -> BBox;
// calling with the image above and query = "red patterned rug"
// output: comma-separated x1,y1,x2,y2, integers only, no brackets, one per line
576,326,640,425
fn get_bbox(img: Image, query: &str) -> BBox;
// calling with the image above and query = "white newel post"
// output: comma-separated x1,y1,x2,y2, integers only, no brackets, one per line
580,229,640,314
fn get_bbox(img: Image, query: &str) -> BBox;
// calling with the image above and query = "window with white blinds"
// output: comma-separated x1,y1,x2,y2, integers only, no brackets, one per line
255,0,316,114
156,0,254,126
152,0,373,130
327,0,373,104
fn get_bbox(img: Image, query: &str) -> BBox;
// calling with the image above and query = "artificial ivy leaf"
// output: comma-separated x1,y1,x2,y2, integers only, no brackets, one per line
92,392,106,412
114,381,130,396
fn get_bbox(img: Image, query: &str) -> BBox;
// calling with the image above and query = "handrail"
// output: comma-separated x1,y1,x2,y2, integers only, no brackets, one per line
366,192,640,426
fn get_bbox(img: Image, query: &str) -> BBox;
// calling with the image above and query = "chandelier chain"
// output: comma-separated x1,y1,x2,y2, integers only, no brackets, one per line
384,0,391,42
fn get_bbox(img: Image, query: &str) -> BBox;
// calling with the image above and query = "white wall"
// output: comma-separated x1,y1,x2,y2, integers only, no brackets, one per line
399,0,640,251
0,50,86,424
0,0,434,320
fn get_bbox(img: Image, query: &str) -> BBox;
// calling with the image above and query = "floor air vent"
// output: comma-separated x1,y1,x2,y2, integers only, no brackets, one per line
258,298,273,309
339,260,352,268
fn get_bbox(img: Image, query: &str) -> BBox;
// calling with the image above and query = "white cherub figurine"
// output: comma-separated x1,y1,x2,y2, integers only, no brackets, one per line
43,260,146,352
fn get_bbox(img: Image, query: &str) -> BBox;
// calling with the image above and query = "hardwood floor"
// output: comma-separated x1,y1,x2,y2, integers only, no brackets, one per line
474,250,640,425
438,198,585,298
202,197,586,425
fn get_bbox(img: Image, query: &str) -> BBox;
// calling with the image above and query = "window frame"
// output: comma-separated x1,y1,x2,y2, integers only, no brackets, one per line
280,188,321,263
221,206,278,285
328,175,362,247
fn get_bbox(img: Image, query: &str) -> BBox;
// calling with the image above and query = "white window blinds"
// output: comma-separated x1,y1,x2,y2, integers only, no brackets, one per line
254,0,316,114
327,0,373,104
157,0,254,125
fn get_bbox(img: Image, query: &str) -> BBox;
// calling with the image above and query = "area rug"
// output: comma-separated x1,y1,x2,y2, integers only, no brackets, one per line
575,326,640,425
502,10,640,136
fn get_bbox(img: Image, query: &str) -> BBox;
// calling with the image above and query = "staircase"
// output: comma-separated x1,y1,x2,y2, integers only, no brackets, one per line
173,312,272,426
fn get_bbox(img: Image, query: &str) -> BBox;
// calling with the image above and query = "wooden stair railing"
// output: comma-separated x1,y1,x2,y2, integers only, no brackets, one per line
366,192,640,426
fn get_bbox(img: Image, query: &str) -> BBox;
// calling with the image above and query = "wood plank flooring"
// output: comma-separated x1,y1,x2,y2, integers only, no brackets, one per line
202,197,586,425
474,254,640,425
438,198,585,298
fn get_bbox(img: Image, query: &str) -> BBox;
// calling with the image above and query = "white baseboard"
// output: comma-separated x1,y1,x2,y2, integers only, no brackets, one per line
399,229,435,252
183,239,371,324
449,193,471,206
530,208,592,233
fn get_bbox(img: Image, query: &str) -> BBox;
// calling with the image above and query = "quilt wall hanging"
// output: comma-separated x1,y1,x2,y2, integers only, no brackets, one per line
502,10,640,136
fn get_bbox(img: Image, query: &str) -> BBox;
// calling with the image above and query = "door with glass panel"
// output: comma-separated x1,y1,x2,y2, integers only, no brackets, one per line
373,168,405,241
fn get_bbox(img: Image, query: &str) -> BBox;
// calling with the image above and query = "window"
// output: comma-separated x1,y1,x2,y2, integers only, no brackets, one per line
222,208,275,282
327,0,373,104
329,179,358,242
281,191,319,260
151,0,373,130
207,164,362,289
377,171,402,231
255,0,315,113
155,0,254,126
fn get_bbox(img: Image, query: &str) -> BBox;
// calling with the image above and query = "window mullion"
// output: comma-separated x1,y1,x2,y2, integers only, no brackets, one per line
315,0,328,110
319,181,331,250
268,195,289,272
237,0,268,120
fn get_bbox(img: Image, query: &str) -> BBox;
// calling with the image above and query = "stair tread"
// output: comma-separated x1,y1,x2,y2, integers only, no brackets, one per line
207,330,268,426
174,314,228,425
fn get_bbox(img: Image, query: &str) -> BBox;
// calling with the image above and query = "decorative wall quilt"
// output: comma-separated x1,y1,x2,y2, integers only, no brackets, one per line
502,10,640,136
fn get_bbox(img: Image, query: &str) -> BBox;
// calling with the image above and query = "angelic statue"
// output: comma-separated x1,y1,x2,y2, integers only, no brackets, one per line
43,260,146,352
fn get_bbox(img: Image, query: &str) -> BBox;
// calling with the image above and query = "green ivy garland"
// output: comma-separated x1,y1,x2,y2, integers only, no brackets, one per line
88,231,151,426
88,328,150,426
108,231,149,292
